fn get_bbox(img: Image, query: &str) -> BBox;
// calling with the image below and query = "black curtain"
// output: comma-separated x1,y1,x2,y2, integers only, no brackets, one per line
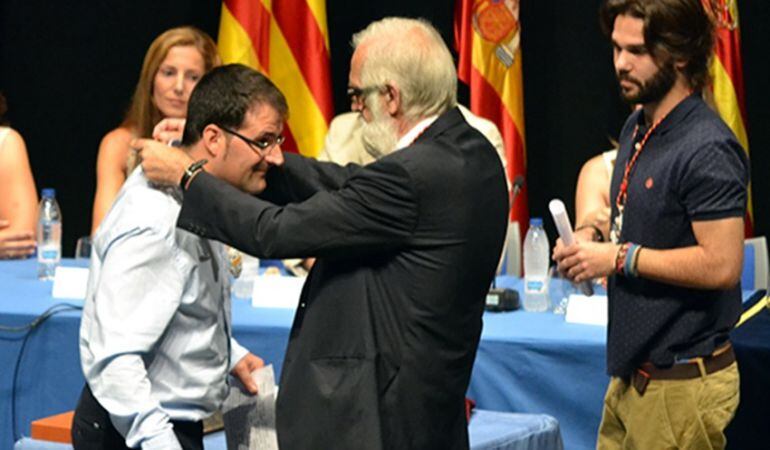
1,0,767,255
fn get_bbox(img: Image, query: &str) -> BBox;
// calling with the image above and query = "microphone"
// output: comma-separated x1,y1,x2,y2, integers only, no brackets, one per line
510,175,525,211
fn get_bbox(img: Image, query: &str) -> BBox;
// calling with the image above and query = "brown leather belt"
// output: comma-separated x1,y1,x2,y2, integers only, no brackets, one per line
631,343,736,395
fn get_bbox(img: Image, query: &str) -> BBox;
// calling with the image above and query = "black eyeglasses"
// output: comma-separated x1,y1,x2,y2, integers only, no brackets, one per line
347,85,384,106
218,125,285,156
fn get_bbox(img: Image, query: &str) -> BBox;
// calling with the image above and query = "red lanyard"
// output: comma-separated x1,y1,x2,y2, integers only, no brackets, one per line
615,114,668,208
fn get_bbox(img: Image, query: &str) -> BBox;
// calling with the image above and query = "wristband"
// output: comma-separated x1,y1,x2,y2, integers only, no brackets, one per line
180,159,208,191
624,244,637,278
629,245,642,278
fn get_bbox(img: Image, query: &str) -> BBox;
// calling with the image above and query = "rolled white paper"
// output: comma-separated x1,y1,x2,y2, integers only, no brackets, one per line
549,199,594,296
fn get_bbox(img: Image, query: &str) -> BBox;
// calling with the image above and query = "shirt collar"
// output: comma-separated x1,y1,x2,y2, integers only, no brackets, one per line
395,115,439,150
636,92,701,136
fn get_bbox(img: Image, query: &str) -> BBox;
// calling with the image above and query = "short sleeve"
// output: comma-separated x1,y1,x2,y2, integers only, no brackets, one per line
680,139,748,221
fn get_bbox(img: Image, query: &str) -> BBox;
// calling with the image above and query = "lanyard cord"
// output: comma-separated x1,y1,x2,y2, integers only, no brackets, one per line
615,114,669,208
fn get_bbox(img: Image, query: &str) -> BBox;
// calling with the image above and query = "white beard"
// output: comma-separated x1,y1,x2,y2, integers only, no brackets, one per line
361,97,399,159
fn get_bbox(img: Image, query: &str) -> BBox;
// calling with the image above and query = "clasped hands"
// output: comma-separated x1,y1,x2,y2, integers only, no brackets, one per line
0,219,35,259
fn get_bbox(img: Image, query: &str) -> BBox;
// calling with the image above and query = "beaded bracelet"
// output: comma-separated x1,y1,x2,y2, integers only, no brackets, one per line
615,243,630,275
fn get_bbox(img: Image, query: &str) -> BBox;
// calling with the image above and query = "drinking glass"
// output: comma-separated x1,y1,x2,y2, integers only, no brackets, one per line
548,266,576,314
75,236,92,260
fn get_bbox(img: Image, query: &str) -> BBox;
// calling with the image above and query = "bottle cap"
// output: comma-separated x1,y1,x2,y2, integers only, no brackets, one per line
529,217,543,227
41,188,56,198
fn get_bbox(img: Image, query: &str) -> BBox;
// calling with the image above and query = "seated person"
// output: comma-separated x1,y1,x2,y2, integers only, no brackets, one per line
91,26,219,234
73,64,283,450
0,92,38,259
575,148,617,241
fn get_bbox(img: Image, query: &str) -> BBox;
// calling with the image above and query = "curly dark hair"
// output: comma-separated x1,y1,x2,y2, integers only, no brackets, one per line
599,0,715,92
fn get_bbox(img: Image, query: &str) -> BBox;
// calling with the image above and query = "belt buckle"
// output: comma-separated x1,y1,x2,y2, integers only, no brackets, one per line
632,369,651,396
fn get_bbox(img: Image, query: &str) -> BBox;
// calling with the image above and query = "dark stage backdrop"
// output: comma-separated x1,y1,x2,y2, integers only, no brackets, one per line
1,0,767,255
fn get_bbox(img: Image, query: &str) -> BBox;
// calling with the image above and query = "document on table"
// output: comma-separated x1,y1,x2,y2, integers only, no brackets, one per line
251,276,305,309
565,294,608,326
52,266,89,299
221,364,279,450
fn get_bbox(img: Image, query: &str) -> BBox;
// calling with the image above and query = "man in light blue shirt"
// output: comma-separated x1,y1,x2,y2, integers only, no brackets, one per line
74,64,288,450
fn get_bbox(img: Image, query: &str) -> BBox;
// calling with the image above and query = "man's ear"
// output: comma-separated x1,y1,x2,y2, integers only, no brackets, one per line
202,124,226,158
384,83,401,116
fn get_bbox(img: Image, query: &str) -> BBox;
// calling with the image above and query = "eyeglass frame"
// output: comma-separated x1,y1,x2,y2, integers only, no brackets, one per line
217,125,285,157
346,85,386,108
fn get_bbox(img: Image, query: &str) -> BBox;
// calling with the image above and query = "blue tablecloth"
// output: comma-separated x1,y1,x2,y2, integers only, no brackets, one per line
14,410,563,450
472,278,606,450
2,259,766,450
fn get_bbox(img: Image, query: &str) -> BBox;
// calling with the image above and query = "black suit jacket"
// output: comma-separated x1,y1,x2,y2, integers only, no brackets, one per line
178,108,508,450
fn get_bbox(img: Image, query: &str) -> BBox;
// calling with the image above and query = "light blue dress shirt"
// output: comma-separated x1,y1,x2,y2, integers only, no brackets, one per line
79,169,248,449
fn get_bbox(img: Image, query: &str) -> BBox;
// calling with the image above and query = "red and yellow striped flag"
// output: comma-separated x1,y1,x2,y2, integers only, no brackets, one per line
218,0,334,157
454,0,529,226
703,0,753,236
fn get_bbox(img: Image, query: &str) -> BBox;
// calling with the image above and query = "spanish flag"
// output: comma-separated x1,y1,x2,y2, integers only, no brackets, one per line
218,0,334,157
454,0,529,226
704,0,753,236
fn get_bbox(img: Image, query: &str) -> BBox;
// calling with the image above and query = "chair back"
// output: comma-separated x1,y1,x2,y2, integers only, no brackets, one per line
742,236,769,291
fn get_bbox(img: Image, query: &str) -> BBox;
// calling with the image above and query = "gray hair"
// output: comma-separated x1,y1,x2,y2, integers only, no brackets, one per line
352,17,457,122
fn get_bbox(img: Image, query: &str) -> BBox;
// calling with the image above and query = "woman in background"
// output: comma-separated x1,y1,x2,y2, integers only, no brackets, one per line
574,148,617,240
0,92,38,259
91,26,219,233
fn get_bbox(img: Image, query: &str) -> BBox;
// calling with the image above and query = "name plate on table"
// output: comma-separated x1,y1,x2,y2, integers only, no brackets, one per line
52,266,89,300
251,276,305,309
565,294,607,326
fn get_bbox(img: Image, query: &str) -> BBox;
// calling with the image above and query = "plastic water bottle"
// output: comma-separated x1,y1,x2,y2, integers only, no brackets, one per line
37,188,62,280
523,217,550,312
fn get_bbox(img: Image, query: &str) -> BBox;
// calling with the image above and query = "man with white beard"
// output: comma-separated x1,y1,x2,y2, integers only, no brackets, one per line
136,17,509,450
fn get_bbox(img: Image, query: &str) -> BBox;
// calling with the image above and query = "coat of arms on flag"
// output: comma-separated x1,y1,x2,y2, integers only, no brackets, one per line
701,0,754,236
455,0,529,226
472,0,521,67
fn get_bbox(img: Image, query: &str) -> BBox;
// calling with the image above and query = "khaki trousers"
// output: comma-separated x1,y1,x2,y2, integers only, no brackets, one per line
596,362,739,450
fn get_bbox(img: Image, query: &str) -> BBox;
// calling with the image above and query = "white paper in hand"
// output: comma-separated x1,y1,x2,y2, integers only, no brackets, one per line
548,199,594,296
222,364,279,450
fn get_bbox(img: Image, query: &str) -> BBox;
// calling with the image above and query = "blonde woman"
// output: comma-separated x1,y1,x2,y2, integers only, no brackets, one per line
91,27,219,233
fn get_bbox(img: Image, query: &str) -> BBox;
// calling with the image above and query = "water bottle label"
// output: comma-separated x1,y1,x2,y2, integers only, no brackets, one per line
38,247,60,262
41,249,59,259
526,280,545,293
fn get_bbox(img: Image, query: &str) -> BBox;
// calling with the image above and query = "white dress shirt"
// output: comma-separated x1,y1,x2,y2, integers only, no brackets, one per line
79,168,248,449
